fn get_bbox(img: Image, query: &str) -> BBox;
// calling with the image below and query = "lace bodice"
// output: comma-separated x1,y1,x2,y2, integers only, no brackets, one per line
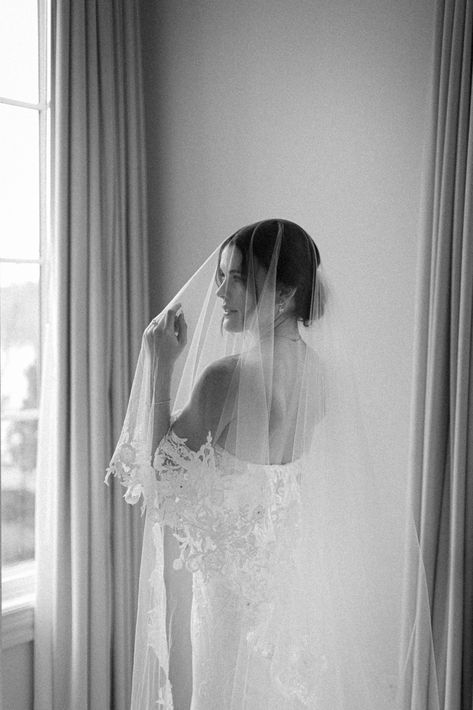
108,429,327,707
150,430,303,608
107,429,304,600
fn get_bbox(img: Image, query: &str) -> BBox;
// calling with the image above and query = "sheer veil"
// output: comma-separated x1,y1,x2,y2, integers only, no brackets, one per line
106,220,438,709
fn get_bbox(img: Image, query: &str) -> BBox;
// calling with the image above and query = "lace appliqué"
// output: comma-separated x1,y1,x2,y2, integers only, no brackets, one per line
152,429,302,612
105,431,156,513
109,428,319,707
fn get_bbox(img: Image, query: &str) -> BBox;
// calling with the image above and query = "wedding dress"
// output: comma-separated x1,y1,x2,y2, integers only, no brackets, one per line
141,428,309,709
107,220,439,709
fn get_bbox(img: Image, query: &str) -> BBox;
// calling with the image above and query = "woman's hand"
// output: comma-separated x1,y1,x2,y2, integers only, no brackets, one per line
143,303,188,368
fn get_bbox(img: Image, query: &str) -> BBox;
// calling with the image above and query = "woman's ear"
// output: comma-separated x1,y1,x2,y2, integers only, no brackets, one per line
276,285,297,314
277,285,297,303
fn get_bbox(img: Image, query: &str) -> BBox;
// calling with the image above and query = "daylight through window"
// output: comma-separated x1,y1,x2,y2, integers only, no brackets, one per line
0,0,49,605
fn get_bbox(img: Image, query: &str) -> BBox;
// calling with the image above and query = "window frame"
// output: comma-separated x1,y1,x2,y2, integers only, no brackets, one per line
1,0,50,647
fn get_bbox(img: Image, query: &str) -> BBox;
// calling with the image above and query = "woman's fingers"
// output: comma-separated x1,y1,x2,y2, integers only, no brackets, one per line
145,312,162,333
177,312,187,345
143,304,187,356
144,304,179,333
164,302,182,331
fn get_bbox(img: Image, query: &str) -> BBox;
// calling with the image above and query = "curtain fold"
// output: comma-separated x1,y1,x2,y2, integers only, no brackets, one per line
408,0,473,708
35,1,148,708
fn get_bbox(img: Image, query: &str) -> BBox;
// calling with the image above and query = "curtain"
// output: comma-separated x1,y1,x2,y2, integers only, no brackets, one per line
34,1,148,708
408,0,473,708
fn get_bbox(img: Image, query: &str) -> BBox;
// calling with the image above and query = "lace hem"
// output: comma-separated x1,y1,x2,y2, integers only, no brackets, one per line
108,428,322,707
105,430,156,513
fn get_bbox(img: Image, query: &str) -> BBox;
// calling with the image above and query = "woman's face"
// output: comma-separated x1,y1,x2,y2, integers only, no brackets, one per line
216,245,252,332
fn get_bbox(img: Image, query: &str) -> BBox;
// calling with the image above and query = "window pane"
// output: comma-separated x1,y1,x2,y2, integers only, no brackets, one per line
0,0,39,103
0,104,40,259
0,263,40,408
1,418,37,565
1,262,39,567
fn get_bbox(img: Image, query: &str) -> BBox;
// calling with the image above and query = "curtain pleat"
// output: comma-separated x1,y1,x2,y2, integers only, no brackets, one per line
408,0,473,708
35,1,148,708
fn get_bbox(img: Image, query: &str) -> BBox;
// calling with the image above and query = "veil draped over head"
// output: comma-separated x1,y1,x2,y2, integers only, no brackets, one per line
106,220,438,709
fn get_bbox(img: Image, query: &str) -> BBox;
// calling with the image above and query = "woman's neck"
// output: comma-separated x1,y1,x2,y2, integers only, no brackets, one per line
274,313,300,339
258,313,300,343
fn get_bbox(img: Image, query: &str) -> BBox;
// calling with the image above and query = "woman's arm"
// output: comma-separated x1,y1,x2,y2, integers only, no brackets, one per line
151,361,173,456
143,302,237,455
143,303,187,455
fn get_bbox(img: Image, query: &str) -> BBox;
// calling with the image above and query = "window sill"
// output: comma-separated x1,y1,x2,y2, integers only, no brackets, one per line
2,561,35,649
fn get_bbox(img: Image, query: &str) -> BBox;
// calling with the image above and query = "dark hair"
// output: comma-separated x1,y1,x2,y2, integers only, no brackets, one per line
216,219,324,325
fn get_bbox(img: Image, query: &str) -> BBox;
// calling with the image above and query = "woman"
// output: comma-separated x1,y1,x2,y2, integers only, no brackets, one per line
107,220,437,709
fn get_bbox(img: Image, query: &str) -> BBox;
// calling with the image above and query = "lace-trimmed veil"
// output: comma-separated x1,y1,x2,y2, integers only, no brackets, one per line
106,220,438,709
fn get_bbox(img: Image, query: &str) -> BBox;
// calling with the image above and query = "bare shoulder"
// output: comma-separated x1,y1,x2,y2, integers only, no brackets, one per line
172,355,239,449
200,354,240,396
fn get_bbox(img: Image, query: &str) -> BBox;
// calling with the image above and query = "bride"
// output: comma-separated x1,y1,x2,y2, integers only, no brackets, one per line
107,219,437,709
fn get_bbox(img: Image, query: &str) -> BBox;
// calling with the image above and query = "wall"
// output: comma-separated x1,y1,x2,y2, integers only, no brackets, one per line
140,0,434,497
2,642,33,709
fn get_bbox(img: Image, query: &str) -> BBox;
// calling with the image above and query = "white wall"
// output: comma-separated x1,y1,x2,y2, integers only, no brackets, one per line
141,0,434,496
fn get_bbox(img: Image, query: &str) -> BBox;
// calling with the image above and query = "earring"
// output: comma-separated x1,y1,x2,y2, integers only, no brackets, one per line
278,302,285,314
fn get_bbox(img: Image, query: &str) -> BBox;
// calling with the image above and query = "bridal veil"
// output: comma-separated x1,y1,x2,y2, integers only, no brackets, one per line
106,220,438,709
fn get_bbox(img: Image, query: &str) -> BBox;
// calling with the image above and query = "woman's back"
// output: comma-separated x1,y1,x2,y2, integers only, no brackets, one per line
174,339,320,465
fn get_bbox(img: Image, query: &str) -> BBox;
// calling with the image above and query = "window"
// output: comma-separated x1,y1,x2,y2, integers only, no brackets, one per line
1,0,50,646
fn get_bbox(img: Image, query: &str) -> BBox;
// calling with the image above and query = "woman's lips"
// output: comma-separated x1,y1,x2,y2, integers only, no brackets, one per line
223,307,237,316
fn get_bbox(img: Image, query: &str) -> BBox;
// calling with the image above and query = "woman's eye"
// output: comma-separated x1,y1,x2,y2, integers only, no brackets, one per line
232,273,243,282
